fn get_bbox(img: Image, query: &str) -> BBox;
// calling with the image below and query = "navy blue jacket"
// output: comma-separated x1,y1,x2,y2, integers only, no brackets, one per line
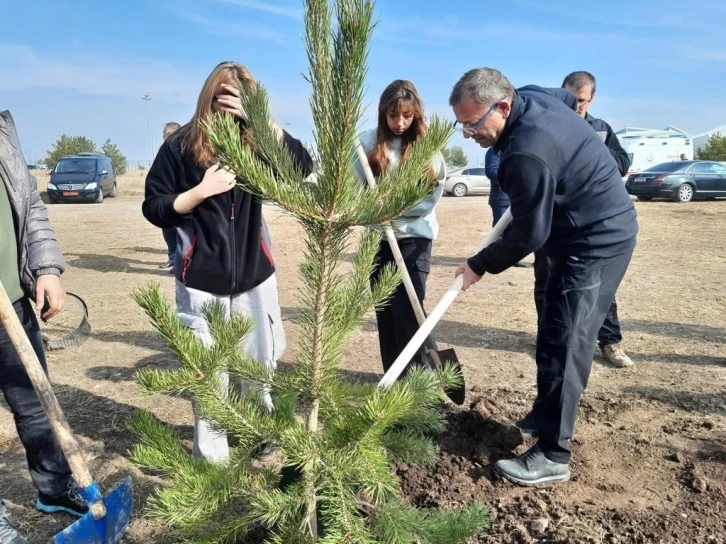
484,147,510,208
468,85,638,275
585,113,630,177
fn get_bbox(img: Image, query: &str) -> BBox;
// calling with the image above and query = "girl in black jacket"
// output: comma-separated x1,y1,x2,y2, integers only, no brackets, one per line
143,61,313,461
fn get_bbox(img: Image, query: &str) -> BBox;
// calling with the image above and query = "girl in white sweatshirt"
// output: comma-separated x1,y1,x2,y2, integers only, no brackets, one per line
354,79,446,376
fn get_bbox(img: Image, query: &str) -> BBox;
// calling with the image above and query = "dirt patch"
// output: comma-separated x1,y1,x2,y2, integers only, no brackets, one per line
1,196,726,543
399,395,726,543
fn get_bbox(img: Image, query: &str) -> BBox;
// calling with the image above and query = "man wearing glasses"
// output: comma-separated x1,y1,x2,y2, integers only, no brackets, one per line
449,68,638,486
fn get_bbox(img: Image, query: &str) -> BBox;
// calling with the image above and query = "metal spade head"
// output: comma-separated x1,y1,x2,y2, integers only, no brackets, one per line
434,348,466,405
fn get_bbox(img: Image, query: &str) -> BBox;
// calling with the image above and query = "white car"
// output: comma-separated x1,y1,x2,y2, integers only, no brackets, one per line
444,167,491,197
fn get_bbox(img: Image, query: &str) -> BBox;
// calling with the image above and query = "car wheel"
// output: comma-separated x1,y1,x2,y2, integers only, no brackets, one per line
452,183,468,197
95,189,104,204
637,196,653,202
109,182,118,198
674,184,693,203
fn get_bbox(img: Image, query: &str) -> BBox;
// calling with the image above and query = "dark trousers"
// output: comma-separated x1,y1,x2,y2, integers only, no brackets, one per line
491,205,509,228
0,298,73,497
370,237,431,375
534,250,633,463
534,250,622,347
162,227,176,262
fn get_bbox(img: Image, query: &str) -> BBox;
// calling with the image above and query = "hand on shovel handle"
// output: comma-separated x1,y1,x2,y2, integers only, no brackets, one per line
379,208,513,388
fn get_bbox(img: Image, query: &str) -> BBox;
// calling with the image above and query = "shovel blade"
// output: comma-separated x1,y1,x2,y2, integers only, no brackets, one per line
433,348,466,406
53,477,133,544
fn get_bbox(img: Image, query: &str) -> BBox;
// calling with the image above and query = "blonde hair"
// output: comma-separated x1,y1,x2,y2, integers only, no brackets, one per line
180,61,257,166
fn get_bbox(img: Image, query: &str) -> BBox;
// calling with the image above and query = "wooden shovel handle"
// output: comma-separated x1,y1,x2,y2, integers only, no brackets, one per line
0,281,105,518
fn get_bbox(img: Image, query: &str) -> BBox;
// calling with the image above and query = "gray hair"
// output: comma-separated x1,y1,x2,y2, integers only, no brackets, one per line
449,68,515,107
561,71,596,93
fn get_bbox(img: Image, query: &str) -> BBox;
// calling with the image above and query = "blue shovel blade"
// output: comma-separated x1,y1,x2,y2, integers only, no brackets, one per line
53,477,133,544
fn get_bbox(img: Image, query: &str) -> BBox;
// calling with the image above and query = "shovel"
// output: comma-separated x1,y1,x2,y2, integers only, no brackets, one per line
379,208,514,389
0,281,132,544
354,139,465,404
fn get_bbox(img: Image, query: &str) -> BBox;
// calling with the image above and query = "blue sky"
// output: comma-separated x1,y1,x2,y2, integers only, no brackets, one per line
1,0,725,168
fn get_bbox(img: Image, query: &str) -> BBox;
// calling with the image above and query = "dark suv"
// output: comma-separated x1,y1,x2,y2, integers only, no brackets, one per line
47,153,118,204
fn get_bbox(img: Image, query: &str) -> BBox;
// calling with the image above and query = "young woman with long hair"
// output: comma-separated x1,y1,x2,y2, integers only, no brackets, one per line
142,61,313,461
354,79,446,376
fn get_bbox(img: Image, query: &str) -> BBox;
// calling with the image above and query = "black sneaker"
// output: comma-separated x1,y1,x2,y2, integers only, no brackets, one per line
36,482,89,517
515,412,538,439
0,502,28,544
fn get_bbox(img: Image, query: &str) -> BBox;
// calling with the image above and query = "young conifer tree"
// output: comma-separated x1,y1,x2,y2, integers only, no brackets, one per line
130,1,491,542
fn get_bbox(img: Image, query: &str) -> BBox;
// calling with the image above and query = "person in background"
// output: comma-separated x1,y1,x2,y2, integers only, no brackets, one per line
680,153,688,160
484,147,509,226
485,147,527,268
1,111,88,544
554,70,633,368
163,122,181,141
142,61,313,462
353,80,446,377
158,122,182,271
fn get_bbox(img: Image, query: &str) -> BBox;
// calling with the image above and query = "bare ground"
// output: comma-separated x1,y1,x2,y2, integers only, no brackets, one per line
1,190,724,543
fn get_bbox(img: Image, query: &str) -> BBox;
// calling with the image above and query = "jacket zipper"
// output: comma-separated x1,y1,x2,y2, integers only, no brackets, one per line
230,189,237,293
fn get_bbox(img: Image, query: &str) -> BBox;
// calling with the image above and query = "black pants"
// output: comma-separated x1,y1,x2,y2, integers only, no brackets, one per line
370,238,431,375
0,298,73,497
534,250,633,463
162,227,176,262
534,250,622,347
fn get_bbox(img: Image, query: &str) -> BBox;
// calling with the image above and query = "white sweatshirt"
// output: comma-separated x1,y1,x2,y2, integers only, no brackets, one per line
354,128,446,240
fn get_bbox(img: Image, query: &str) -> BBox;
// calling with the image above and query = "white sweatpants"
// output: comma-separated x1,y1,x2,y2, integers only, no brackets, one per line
175,273,286,462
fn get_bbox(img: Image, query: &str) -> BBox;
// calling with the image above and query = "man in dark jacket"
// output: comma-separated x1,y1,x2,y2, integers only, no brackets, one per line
1,111,88,544
550,71,633,368
449,68,638,486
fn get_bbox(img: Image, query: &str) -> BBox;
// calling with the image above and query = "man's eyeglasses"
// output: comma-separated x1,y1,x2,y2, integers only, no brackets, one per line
455,95,507,136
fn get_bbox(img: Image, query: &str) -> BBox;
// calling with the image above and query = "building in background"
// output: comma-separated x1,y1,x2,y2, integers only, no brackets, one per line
693,124,726,156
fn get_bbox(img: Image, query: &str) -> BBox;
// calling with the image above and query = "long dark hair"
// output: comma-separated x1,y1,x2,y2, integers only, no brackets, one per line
367,79,427,177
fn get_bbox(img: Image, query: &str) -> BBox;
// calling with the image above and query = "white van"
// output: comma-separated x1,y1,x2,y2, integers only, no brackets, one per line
619,132,694,179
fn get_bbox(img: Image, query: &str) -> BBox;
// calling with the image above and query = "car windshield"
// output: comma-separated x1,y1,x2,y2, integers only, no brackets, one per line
55,159,97,174
642,162,684,173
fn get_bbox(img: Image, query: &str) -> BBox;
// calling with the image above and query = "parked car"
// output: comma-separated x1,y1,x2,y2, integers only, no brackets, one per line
46,153,118,204
444,167,490,197
625,160,726,203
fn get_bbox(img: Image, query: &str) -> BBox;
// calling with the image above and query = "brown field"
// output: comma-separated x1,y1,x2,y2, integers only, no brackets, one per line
1,179,725,543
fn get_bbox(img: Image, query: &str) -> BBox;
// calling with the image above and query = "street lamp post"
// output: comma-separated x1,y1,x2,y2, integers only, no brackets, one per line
142,95,155,165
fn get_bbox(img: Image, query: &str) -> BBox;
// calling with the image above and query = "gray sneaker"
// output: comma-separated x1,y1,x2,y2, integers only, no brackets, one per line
601,344,634,368
515,412,538,439
495,444,570,486
0,502,27,544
